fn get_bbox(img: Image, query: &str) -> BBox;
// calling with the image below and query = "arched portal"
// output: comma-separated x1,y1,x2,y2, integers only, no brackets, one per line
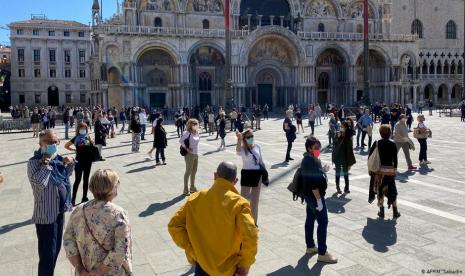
247,35,299,108
189,45,225,107
356,49,387,103
137,48,176,108
438,84,448,104
315,48,348,105
47,86,59,106
424,84,434,100
451,84,461,103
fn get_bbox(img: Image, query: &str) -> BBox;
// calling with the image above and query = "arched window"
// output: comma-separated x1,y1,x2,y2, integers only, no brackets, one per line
446,20,457,39
458,61,463,74
429,61,435,74
154,17,163,27
199,72,212,91
411,19,423,38
318,23,325,32
422,60,428,74
436,60,442,74
202,19,210,30
356,24,363,33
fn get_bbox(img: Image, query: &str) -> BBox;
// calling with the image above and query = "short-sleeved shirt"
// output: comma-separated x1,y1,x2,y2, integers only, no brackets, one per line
180,131,200,155
237,144,262,170
71,135,92,162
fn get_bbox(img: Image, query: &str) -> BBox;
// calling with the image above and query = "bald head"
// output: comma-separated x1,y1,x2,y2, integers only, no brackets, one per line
216,161,237,182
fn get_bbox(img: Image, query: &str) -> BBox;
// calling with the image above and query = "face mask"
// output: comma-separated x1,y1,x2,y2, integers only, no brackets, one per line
245,137,254,145
340,128,345,133
79,129,87,135
313,149,321,158
42,144,58,156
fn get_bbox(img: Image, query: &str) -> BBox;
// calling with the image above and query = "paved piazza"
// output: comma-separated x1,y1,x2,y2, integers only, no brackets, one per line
1,113,465,276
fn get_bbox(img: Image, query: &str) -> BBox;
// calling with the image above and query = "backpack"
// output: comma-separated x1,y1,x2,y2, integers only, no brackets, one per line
287,168,304,204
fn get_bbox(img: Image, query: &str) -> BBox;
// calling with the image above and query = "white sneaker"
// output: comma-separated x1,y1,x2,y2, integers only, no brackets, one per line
317,252,338,264
425,160,431,164
306,247,318,255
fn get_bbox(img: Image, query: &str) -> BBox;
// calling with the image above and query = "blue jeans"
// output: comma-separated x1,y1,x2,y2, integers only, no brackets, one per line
305,196,328,255
356,127,362,146
141,125,146,140
36,213,64,276
64,122,69,139
120,120,126,133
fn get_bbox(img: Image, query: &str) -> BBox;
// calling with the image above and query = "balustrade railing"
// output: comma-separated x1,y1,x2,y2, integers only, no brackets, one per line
95,24,417,42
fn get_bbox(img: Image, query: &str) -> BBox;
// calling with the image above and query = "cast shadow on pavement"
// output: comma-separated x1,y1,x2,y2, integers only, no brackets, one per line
267,254,327,276
126,165,156,174
0,218,33,235
139,195,185,217
270,161,290,169
326,193,352,214
362,217,397,253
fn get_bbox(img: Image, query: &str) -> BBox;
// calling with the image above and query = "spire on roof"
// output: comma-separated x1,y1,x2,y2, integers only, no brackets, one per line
92,0,100,11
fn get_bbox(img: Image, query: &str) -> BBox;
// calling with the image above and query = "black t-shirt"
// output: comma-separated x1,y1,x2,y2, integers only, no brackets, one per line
70,136,92,162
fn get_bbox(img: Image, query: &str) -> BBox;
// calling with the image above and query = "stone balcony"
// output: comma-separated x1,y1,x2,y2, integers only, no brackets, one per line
95,24,417,42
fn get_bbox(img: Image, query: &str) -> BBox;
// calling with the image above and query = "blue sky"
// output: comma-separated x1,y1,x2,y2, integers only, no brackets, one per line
0,0,117,45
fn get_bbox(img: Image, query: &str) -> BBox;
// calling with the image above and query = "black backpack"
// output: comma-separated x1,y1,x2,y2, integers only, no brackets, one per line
287,168,305,204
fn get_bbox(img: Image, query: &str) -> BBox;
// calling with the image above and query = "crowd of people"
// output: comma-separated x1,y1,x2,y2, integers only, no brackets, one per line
22,97,441,276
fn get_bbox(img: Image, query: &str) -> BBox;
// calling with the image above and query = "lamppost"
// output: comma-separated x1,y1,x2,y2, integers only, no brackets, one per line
363,0,370,105
224,0,233,112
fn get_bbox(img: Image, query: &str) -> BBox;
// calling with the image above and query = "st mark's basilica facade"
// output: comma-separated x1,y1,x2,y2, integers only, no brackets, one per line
89,0,465,109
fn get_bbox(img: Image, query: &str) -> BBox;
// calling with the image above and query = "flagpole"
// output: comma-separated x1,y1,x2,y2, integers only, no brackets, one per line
363,0,370,104
224,0,233,112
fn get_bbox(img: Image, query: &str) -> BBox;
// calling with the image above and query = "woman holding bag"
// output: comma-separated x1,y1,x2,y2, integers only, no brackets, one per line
414,114,431,165
331,121,356,194
180,119,200,196
236,129,267,224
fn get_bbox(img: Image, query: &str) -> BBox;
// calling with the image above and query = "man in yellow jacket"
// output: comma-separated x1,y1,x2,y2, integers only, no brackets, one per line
168,161,258,276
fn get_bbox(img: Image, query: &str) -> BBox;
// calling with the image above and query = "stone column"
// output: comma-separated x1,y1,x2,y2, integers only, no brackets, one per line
280,16,284,27
270,16,274,25
258,15,262,27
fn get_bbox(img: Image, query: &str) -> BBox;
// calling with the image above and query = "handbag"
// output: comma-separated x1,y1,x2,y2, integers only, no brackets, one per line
247,147,269,186
367,141,381,173
413,128,428,139
379,165,396,176
179,133,191,156
83,205,133,275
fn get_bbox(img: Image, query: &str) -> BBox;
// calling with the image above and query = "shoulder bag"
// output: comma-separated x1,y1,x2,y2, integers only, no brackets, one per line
367,141,381,173
247,147,269,186
179,133,191,156
83,205,133,275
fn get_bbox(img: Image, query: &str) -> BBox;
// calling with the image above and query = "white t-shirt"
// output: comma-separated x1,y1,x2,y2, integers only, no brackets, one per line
237,144,263,170
180,131,200,155
139,113,147,125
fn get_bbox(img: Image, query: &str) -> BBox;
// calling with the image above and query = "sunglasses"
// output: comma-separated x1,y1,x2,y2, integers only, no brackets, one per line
245,135,254,139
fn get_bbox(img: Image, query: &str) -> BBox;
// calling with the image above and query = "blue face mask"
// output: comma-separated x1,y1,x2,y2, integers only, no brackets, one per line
43,144,58,155
245,137,254,145
79,129,87,135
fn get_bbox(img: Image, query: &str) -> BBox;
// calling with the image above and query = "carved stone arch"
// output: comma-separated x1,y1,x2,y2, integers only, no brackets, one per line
313,44,351,65
347,0,379,20
186,40,225,64
400,50,417,66
303,0,342,18
132,40,180,64
353,45,391,66
248,61,288,86
239,26,305,66
185,0,224,14
138,0,179,12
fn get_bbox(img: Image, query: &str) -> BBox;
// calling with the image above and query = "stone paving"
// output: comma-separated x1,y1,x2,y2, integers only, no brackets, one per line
1,113,465,276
